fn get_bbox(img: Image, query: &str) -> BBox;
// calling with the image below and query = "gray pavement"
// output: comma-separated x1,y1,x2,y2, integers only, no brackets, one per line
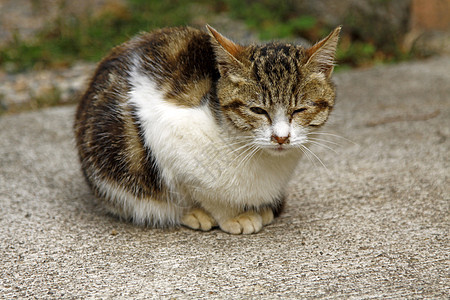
1,57,449,298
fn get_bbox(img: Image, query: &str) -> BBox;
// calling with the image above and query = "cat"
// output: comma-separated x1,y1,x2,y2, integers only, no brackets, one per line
74,25,341,234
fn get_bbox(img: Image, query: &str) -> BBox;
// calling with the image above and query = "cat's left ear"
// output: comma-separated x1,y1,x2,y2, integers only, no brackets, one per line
306,26,342,78
206,25,246,78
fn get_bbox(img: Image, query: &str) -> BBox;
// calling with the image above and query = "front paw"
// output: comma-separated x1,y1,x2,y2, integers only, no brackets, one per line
219,212,263,234
260,207,274,226
181,208,217,231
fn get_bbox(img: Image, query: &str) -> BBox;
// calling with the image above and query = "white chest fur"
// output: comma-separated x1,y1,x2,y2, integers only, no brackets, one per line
129,70,301,210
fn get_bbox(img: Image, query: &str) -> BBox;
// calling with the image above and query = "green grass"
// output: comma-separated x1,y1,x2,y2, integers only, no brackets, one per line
0,85,65,115
0,0,212,72
226,0,323,40
0,0,412,73
224,0,412,69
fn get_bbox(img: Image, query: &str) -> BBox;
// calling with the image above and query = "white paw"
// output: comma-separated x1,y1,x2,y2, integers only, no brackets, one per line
260,207,274,226
181,208,217,231
219,212,263,234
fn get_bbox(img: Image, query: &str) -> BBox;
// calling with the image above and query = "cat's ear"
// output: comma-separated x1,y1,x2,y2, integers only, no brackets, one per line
206,25,246,79
306,26,342,78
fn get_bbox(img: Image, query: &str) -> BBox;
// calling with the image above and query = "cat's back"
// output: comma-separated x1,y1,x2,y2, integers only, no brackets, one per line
140,27,220,106
83,27,219,109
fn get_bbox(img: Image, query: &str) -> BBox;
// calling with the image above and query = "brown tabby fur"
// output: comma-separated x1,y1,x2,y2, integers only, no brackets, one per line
74,25,341,232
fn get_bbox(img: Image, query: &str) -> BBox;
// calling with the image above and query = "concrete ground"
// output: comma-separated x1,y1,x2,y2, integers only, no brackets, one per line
0,57,449,299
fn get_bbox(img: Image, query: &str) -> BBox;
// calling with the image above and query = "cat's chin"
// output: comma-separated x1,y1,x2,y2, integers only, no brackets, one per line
264,145,295,156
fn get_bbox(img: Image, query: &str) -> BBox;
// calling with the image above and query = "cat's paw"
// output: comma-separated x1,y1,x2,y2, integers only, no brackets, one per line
260,207,274,226
181,208,217,231
219,212,263,234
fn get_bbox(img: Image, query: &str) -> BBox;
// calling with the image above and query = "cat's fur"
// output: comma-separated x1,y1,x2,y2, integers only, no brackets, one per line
74,25,341,234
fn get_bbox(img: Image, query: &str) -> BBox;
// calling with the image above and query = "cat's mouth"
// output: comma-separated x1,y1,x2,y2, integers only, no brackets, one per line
265,144,292,155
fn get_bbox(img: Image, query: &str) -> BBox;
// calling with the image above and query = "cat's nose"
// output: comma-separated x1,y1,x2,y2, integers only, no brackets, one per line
271,134,289,145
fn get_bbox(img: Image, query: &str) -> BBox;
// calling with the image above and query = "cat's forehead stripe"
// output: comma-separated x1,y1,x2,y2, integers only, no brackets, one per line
250,43,301,60
251,44,303,106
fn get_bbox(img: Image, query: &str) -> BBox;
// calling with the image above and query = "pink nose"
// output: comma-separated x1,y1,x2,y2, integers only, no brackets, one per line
271,134,289,145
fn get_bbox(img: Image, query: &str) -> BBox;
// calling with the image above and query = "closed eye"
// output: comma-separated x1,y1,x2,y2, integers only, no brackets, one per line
250,107,268,115
292,108,307,115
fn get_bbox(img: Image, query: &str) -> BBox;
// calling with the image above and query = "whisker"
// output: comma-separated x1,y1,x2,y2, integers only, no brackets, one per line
229,142,257,165
295,145,316,167
309,132,357,145
236,144,260,169
227,141,256,157
204,137,254,152
220,135,255,142
307,137,342,147
299,144,330,173
307,140,338,154
206,136,254,146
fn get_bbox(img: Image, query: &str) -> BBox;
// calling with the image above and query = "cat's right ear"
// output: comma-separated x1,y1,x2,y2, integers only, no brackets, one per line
305,26,342,78
206,25,246,79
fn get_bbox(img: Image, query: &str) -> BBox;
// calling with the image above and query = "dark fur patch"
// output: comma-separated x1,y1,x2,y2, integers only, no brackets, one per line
250,44,304,106
312,100,329,109
222,99,245,110
74,39,168,205
134,27,220,107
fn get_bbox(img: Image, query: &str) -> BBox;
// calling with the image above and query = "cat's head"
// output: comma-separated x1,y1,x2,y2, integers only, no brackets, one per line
207,25,341,154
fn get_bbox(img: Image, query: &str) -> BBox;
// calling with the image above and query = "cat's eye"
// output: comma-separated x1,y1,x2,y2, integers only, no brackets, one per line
250,107,268,115
292,108,307,115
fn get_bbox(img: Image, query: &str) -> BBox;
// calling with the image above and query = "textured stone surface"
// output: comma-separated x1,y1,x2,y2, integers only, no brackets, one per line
0,57,449,298
0,62,95,108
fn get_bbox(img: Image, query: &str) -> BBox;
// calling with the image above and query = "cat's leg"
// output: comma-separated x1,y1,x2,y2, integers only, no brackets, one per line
181,208,217,231
219,211,264,234
259,195,285,226
182,195,279,234
181,205,264,234
202,203,267,234
218,207,274,234
260,207,274,226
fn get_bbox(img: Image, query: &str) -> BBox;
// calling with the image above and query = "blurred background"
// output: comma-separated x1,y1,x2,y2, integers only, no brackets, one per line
0,0,449,115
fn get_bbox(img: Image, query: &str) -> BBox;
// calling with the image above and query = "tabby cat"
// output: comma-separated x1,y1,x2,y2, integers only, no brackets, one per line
74,25,341,234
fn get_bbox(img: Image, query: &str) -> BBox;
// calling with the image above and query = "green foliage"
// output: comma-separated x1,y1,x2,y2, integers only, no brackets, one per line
0,93,6,115
0,0,209,72
224,0,411,69
0,35,47,72
337,40,377,67
0,85,64,116
225,0,319,40
258,16,319,41
32,86,63,110
0,0,413,73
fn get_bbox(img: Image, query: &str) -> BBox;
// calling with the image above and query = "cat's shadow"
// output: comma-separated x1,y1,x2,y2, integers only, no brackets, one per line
60,165,308,236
